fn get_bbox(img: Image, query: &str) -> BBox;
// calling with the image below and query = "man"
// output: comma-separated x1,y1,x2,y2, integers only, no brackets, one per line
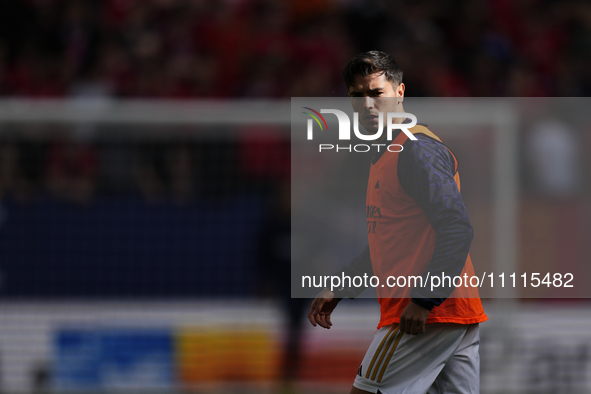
307,51,487,394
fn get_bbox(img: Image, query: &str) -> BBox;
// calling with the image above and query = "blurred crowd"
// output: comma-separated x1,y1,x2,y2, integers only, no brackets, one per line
0,0,591,98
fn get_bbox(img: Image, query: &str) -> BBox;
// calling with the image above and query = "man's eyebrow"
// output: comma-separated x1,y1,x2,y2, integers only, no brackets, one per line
348,88,383,96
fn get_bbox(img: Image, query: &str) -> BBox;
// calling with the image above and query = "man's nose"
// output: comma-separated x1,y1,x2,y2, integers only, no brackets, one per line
363,96,375,109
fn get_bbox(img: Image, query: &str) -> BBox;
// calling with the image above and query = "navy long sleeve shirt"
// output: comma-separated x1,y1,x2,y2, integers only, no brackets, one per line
333,131,474,310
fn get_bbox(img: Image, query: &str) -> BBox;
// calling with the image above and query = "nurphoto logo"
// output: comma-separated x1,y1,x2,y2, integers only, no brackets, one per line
302,108,417,152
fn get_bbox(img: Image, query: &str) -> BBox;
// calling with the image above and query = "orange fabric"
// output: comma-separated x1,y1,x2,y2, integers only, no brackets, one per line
367,125,487,329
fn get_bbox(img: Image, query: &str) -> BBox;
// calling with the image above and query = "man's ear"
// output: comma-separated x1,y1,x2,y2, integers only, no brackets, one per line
396,83,405,97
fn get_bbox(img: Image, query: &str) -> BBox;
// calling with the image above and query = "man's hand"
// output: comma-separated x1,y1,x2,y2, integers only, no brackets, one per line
399,301,430,335
308,289,341,329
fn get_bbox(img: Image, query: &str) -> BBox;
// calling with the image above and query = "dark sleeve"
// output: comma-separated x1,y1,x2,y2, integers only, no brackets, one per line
398,134,474,311
331,245,374,299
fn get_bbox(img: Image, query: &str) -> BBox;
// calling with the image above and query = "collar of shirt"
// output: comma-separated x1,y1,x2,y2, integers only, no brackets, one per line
371,118,412,165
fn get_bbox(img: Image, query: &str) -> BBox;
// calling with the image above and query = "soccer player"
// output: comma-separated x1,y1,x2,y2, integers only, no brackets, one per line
307,51,488,394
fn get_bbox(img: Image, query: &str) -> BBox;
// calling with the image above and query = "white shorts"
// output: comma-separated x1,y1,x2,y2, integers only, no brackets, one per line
353,323,480,394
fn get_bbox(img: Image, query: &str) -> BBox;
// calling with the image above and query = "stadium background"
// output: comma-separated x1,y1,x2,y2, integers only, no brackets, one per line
0,0,590,393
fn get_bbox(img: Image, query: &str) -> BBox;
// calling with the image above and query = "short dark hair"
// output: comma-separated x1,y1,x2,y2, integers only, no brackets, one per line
343,51,403,88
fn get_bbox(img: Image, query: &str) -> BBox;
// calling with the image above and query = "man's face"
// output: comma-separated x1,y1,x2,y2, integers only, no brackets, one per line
347,72,405,132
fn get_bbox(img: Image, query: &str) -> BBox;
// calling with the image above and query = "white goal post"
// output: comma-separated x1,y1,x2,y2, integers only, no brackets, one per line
0,98,518,298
